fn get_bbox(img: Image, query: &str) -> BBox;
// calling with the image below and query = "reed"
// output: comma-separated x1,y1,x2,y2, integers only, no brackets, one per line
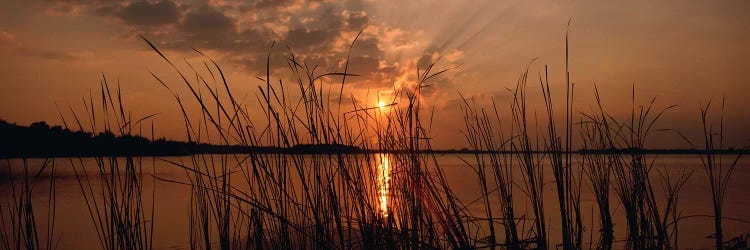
540,32,583,249
139,32,485,249
7,29,748,250
510,62,550,249
579,86,615,249
0,159,57,250
578,85,696,250
63,79,156,250
696,99,750,250
459,94,520,249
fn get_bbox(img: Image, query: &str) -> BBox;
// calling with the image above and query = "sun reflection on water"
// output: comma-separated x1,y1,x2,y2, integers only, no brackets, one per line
377,153,391,218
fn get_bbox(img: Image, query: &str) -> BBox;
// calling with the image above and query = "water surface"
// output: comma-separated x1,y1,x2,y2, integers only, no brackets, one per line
1,154,748,249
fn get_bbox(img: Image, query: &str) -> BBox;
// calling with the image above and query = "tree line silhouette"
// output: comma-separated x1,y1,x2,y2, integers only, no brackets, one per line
1,119,199,158
0,119,366,158
2,118,746,158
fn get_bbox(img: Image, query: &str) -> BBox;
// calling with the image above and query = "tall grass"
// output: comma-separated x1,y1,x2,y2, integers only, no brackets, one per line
578,86,695,250
5,30,749,250
459,94,521,249
541,32,583,249
696,99,750,250
509,64,549,249
457,37,703,249
136,31,744,249
139,33,488,249
579,86,615,249
0,159,57,250
61,79,156,250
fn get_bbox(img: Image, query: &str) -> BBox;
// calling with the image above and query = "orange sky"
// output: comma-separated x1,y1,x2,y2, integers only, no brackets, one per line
1,0,749,149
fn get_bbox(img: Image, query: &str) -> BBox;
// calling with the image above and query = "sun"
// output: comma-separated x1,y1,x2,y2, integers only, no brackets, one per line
378,101,386,109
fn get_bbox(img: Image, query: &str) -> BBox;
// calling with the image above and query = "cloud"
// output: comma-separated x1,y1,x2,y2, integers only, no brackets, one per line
38,0,462,92
286,28,338,50
0,30,80,61
347,10,368,31
44,0,124,16
21,47,81,61
178,4,234,37
44,0,183,28
115,0,181,26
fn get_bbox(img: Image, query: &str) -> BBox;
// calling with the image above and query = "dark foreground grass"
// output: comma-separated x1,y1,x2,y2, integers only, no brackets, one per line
2,32,749,250
0,159,57,250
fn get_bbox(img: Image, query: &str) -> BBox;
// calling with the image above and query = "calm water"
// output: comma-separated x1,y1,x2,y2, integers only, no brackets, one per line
1,154,748,249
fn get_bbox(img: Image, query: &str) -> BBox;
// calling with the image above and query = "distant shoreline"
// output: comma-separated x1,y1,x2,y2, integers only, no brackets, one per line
2,119,747,159
3,148,748,159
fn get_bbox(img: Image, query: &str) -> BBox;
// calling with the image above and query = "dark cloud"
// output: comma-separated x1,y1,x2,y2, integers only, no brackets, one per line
209,0,301,12
40,0,425,90
116,0,180,26
347,56,380,76
46,0,182,27
279,6,346,53
178,5,235,38
417,54,436,68
350,38,381,59
347,11,368,31
286,28,337,50
249,0,299,10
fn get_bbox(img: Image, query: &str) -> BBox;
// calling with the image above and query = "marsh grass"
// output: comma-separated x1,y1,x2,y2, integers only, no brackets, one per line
458,94,519,249
4,30,748,250
0,159,57,250
454,33,717,249
125,33,748,249
56,78,157,250
541,33,583,249
139,33,487,249
695,99,750,250
576,85,700,250
578,86,616,249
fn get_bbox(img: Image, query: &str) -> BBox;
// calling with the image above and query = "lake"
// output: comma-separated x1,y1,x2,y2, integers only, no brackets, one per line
1,154,748,249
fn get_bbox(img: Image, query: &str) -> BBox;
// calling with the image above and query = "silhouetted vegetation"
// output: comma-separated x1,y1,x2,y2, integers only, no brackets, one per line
0,119,368,158
2,119,746,159
2,28,749,250
0,119,191,157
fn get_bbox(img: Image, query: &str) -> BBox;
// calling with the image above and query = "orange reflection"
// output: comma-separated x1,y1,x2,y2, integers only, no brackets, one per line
377,153,391,217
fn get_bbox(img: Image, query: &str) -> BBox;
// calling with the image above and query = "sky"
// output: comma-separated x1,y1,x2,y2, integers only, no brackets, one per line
0,0,749,149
